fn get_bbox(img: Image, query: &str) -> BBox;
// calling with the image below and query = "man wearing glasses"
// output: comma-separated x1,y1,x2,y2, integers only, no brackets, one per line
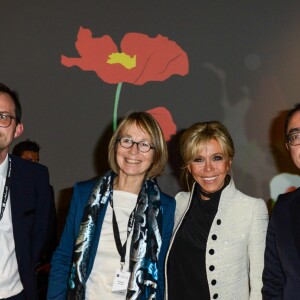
262,103,300,299
0,82,53,300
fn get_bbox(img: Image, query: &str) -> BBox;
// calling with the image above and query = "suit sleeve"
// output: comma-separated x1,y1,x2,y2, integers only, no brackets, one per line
47,183,83,300
248,198,269,300
262,200,285,299
156,194,175,300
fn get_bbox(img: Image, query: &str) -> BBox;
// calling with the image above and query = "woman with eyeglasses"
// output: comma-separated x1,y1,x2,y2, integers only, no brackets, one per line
47,112,175,300
164,121,268,300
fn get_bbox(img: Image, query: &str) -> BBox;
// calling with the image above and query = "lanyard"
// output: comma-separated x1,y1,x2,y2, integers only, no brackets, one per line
110,196,138,270
0,157,12,221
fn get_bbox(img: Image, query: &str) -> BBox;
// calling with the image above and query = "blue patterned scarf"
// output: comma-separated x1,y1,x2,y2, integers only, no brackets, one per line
68,170,163,300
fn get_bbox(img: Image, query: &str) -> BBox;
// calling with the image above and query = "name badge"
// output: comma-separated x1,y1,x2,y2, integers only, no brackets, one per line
111,269,130,295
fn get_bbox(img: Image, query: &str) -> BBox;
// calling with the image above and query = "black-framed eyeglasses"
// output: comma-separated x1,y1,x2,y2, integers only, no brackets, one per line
286,131,300,146
117,137,155,153
0,113,15,128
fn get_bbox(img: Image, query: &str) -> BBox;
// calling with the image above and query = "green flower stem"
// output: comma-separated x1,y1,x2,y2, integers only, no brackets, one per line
113,82,123,131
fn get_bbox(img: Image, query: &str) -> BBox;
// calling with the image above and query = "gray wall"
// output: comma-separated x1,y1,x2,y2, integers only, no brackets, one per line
1,1,300,231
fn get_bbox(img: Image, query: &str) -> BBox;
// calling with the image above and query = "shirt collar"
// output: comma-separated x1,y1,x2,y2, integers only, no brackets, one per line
0,155,9,178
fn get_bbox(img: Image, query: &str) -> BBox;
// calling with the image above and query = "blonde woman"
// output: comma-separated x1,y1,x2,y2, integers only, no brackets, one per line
165,121,268,300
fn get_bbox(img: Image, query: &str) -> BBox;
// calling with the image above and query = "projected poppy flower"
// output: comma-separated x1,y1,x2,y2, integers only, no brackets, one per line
61,27,189,130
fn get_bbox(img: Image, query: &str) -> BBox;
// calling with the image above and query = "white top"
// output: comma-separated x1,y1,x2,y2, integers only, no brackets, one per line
0,155,23,298
86,190,138,300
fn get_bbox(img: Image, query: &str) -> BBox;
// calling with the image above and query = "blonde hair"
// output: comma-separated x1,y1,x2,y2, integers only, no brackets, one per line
108,112,168,179
180,121,235,191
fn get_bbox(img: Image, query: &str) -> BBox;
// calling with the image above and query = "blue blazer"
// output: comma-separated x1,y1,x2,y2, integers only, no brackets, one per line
47,178,175,300
9,155,53,300
262,188,300,299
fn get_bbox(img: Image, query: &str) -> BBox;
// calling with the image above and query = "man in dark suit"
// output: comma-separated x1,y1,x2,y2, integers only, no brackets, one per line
0,82,53,300
12,139,57,299
262,103,300,299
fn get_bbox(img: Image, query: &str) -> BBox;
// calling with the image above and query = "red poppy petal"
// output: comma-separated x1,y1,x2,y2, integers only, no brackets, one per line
61,27,123,84
121,33,189,85
147,107,177,141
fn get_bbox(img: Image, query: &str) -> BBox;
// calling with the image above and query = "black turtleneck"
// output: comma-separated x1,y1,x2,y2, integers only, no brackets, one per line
167,177,230,300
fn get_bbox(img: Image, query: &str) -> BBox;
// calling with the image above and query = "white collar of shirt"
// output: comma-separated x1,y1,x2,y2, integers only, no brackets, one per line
0,155,9,179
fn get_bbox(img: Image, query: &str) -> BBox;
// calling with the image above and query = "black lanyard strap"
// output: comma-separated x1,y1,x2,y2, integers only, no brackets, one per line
110,196,138,268
0,157,12,221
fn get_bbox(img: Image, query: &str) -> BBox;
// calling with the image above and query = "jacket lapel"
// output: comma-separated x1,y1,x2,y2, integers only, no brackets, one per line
7,156,24,268
9,156,18,216
291,188,300,260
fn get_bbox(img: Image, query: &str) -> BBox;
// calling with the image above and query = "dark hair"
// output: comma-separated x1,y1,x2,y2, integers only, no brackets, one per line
0,82,22,124
12,139,40,156
180,121,234,191
108,111,168,179
285,103,300,136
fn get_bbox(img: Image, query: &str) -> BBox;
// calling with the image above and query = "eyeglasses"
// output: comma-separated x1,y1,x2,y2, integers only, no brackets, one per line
117,137,155,153
286,132,300,146
0,113,15,128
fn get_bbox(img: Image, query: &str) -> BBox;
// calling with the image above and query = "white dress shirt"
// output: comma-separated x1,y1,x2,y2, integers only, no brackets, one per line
0,155,23,298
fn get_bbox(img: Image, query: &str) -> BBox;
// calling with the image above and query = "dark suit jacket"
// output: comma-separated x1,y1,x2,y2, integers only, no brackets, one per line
262,188,300,299
9,155,54,300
